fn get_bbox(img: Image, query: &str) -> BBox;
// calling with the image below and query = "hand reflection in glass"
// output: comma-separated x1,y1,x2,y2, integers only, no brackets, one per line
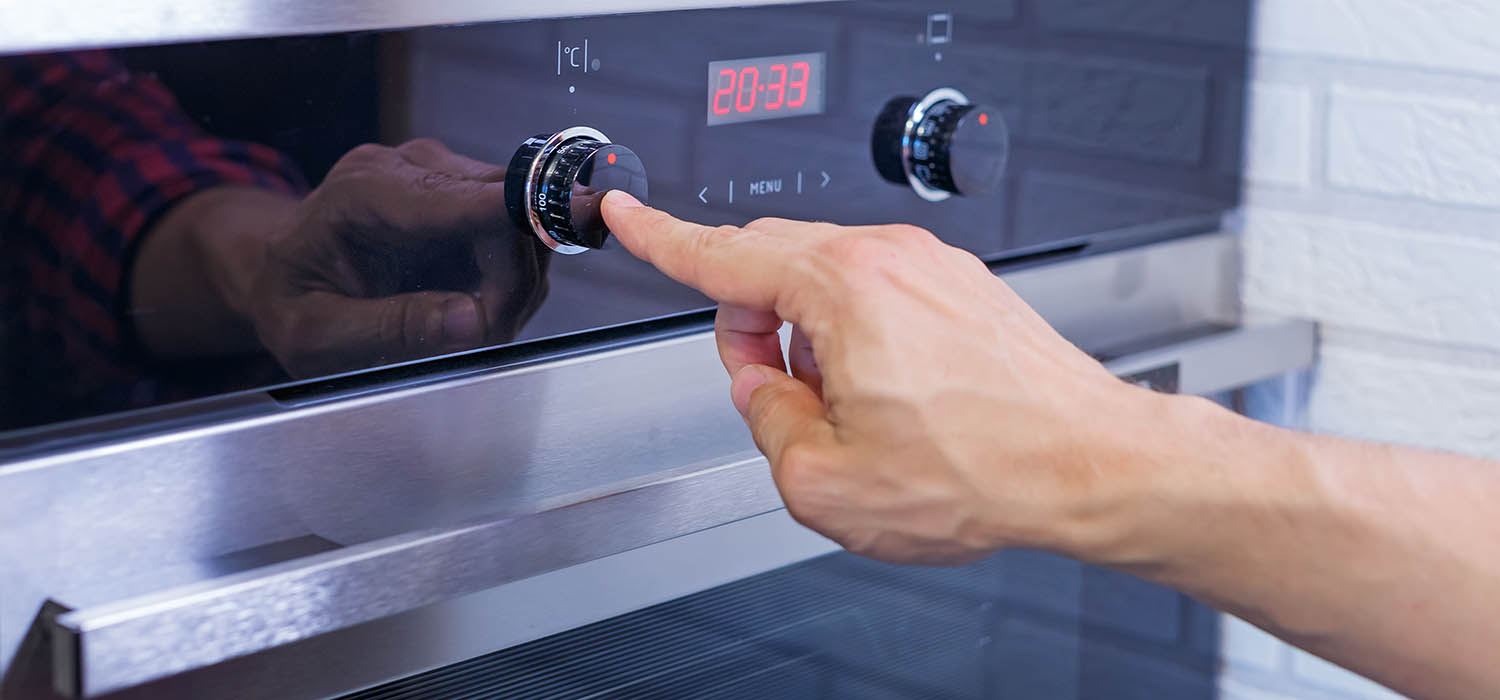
131,138,550,378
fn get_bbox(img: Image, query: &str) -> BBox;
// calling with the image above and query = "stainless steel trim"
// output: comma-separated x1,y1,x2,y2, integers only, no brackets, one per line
0,0,810,55
0,231,1312,699
901,88,968,203
67,510,841,700
523,126,608,255
1104,319,1318,397
51,455,780,698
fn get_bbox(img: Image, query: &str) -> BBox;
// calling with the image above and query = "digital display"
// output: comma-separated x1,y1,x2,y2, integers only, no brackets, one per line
706,52,826,126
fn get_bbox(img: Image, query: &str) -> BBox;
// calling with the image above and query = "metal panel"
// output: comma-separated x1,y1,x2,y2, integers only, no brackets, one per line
1105,320,1318,396
0,0,808,55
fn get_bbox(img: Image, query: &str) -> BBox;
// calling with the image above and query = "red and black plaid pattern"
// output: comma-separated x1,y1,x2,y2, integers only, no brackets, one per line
0,50,305,426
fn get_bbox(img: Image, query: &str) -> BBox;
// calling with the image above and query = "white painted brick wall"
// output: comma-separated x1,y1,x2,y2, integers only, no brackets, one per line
1232,1,1500,698
1254,0,1500,80
1328,86,1500,207
1243,83,1313,188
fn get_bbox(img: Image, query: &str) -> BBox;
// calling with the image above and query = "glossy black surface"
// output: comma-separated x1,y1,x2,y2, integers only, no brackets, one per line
934,103,1009,197
0,0,1251,434
563,142,648,249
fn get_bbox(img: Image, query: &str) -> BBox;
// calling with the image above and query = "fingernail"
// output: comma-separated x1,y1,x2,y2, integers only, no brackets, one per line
441,296,483,348
730,365,772,418
605,189,643,209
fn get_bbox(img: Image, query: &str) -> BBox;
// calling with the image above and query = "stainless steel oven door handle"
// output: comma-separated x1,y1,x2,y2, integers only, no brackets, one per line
46,454,784,699
36,318,1314,699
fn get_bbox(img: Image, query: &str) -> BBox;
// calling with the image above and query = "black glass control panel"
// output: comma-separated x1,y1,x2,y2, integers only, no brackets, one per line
0,0,1250,434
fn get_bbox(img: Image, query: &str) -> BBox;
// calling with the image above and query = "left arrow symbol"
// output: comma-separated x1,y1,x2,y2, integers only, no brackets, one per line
698,186,710,204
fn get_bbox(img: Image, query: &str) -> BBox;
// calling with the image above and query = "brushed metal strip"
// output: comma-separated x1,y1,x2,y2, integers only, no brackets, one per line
54,455,780,697
0,0,809,55
1105,319,1318,397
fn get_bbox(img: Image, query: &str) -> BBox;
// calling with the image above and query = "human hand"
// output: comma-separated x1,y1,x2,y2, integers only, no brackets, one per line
602,191,1164,565
243,139,550,377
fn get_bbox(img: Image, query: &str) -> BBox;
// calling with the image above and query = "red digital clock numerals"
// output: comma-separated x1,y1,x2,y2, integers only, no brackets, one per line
712,69,733,115
711,61,812,116
707,52,824,125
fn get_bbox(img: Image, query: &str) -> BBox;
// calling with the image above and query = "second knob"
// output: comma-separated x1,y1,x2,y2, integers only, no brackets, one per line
872,88,1009,202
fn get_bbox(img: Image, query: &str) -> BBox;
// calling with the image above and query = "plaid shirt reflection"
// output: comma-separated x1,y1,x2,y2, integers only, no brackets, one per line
0,50,304,428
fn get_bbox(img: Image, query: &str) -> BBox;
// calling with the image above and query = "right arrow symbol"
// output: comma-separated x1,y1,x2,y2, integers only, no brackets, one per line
820,171,831,188
698,186,709,204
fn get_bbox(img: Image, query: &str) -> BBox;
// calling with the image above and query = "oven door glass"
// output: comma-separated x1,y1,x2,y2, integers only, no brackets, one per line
338,550,1220,700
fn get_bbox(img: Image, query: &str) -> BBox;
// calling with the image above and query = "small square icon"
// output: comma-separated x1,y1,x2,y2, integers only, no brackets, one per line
927,13,952,44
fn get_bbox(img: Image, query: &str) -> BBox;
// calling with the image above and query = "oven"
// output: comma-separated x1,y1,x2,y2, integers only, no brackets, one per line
0,1,1312,698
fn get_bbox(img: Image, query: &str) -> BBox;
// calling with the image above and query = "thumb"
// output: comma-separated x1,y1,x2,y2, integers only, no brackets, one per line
272,290,486,376
731,364,834,466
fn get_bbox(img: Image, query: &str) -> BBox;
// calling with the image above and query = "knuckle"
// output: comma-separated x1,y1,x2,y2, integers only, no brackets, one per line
340,143,389,166
744,216,787,232
707,223,746,242
688,224,743,259
774,441,826,491
945,245,990,273
398,137,447,156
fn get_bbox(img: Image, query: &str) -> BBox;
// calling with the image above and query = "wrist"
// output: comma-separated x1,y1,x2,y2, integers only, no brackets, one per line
131,186,299,356
186,186,298,320
1046,387,1301,572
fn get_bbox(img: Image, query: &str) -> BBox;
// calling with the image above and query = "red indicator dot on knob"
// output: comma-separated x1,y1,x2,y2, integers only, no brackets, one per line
978,112,989,126
607,152,617,164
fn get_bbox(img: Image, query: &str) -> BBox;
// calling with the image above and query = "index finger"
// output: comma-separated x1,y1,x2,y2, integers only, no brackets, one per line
601,190,804,318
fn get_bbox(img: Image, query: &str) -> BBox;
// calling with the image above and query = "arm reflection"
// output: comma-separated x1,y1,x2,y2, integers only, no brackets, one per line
0,51,548,427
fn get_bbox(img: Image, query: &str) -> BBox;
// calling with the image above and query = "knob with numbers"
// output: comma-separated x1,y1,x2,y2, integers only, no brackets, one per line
871,88,1009,202
505,127,649,254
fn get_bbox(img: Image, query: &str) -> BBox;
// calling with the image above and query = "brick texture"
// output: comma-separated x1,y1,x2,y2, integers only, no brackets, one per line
1328,86,1500,207
1254,0,1500,80
1243,83,1313,188
1233,2,1500,698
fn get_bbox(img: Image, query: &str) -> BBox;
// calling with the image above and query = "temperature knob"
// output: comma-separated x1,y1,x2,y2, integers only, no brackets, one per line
505,127,648,254
871,88,1009,202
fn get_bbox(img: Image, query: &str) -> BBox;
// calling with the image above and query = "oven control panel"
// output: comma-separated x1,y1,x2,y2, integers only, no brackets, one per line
391,0,1247,335
7,0,1249,428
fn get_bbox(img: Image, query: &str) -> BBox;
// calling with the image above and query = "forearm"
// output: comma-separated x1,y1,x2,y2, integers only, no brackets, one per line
130,186,298,356
1080,393,1500,700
